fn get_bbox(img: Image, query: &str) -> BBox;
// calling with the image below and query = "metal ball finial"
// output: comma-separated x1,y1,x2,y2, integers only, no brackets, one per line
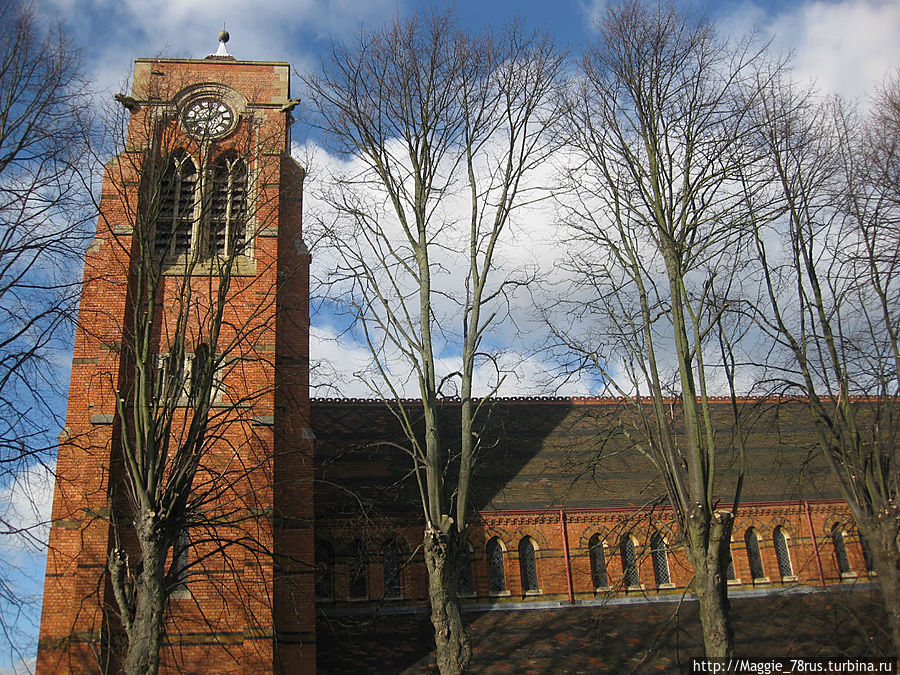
218,30,230,44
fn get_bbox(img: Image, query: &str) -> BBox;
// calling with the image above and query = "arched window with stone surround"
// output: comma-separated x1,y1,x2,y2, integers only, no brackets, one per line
315,541,334,600
650,532,670,586
518,537,539,593
831,525,852,575
381,539,401,598
745,528,765,580
773,526,793,579
154,152,197,257
588,534,607,589
620,535,640,587
348,540,367,599
486,537,506,593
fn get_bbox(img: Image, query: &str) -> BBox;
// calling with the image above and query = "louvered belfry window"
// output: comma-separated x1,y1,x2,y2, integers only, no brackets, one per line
154,154,197,256
208,156,247,257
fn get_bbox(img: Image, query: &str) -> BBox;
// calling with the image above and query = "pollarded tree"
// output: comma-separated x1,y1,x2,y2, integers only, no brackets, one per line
745,71,900,654
305,10,563,673
551,0,773,658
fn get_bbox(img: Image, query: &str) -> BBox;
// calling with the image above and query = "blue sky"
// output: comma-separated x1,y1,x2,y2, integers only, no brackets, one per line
4,0,900,672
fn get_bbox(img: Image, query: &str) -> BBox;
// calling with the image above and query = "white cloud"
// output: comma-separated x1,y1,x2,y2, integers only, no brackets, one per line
0,461,55,554
38,0,404,96
725,0,900,102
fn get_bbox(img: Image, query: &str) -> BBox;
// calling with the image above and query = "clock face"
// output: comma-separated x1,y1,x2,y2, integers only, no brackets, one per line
182,98,234,139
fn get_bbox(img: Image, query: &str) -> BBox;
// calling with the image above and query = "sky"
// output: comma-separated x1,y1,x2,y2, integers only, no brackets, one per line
4,0,900,672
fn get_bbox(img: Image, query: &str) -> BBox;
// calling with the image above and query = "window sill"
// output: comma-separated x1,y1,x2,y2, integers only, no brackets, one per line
752,576,771,584
347,595,369,602
781,575,798,583
488,591,511,597
161,254,256,277
726,578,742,586
523,589,542,597
840,572,858,579
657,583,676,590
626,584,645,592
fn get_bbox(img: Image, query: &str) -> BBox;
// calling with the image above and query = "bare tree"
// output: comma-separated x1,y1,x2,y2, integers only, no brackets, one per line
0,0,91,660
746,70,900,654
305,10,563,673
549,0,772,658
42,64,309,673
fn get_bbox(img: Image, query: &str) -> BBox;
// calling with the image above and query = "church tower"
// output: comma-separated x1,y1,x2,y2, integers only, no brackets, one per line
36,35,315,673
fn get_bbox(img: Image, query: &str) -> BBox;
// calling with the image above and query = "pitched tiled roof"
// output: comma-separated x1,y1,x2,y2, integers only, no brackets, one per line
311,397,842,517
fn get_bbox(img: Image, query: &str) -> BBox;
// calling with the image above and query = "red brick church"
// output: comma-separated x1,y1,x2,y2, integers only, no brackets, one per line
35,47,881,674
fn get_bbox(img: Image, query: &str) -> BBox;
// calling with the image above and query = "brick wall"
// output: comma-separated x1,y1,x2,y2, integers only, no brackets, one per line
36,56,313,674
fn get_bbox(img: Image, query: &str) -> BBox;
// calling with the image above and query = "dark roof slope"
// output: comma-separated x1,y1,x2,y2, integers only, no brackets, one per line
311,397,841,517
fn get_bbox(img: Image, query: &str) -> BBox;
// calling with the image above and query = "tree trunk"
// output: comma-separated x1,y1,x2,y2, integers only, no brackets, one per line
424,528,471,675
685,508,735,659
693,563,734,659
863,519,900,656
121,521,168,675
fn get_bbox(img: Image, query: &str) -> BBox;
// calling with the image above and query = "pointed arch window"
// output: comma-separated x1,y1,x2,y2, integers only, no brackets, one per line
348,540,367,599
620,535,639,587
859,533,875,572
589,534,608,589
457,542,474,596
208,155,248,257
745,528,765,580
315,542,334,600
650,532,670,586
725,545,736,581
518,537,538,593
486,538,506,593
382,540,401,598
831,525,852,575
773,526,793,579
154,153,197,256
